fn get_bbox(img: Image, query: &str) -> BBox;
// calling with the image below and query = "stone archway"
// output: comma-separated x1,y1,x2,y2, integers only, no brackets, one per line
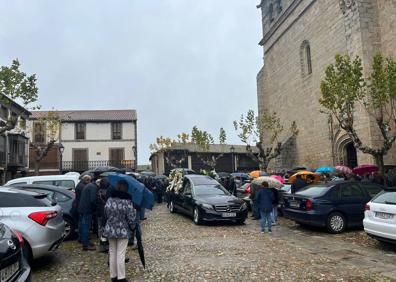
334,134,358,167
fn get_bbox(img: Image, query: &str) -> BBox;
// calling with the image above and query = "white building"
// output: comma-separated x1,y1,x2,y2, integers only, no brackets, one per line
28,109,137,174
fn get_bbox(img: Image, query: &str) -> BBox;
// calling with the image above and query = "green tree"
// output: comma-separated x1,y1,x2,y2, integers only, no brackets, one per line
234,110,298,171
320,54,396,174
0,59,39,134
30,111,60,175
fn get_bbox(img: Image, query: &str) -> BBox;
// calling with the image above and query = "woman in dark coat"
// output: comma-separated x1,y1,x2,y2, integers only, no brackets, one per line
103,180,136,282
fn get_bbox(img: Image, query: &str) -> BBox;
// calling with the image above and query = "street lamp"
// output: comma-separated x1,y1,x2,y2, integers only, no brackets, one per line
58,143,65,174
132,146,137,171
230,146,235,173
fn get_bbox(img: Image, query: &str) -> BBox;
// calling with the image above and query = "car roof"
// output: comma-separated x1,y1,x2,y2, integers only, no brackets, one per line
185,175,219,186
0,187,46,196
6,175,79,185
8,184,75,196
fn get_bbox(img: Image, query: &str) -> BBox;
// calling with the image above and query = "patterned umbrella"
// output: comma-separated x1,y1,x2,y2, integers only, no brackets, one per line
352,165,379,176
289,171,320,184
252,176,283,189
270,175,285,184
335,165,352,174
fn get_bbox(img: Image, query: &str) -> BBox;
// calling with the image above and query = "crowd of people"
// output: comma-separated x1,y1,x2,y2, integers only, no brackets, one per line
72,173,158,282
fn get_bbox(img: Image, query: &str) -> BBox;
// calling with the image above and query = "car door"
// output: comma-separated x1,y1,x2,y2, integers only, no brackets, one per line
172,180,186,212
182,181,194,216
336,183,367,225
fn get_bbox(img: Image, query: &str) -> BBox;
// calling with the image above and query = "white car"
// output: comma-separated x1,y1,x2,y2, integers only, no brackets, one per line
363,188,396,244
6,174,80,190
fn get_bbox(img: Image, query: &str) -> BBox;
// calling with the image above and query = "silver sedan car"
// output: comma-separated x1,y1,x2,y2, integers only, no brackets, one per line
0,188,65,260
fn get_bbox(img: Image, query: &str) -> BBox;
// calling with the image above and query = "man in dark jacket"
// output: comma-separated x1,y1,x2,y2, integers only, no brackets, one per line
291,174,307,194
74,175,92,211
78,181,98,251
256,181,274,233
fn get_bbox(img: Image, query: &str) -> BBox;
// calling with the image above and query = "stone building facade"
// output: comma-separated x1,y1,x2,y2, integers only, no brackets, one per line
256,0,396,169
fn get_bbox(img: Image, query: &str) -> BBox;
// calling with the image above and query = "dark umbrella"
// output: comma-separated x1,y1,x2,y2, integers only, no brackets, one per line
135,223,145,268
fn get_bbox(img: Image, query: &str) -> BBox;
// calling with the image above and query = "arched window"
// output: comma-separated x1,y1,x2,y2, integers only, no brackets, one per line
269,3,274,22
276,0,282,13
300,40,312,76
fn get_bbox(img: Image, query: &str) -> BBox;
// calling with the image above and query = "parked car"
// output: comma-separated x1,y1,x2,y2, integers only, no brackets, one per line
278,184,292,215
6,175,79,190
9,184,76,240
283,181,384,233
169,175,248,225
0,188,65,261
0,223,31,282
236,183,251,209
364,188,396,244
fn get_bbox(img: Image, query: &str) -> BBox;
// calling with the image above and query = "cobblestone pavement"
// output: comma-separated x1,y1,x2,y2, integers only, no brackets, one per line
32,204,395,282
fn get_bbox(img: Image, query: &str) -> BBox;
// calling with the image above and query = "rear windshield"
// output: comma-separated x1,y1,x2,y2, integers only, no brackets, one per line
296,186,330,197
0,193,53,207
372,191,396,205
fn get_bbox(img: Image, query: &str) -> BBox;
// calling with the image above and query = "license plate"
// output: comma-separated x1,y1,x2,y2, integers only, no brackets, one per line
222,213,236,218
375,212,394,220
1,261,19,282
289,201,300,208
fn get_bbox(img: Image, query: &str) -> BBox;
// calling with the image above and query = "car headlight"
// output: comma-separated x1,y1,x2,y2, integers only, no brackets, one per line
201,203,214,210
241,203,247,210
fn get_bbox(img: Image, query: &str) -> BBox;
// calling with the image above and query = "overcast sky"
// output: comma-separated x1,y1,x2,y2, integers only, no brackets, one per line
0,0,262,164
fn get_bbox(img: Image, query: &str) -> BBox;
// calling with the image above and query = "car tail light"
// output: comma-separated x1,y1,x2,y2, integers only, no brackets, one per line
306,199,313,211
365,204,370,211
28,211,58,226
246,185,251,194
13,231,24,247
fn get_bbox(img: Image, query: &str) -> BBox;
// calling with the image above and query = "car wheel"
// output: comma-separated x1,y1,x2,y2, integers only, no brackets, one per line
169,201,177,213
193,207,202,225
63,217,75,241
326,212,346,234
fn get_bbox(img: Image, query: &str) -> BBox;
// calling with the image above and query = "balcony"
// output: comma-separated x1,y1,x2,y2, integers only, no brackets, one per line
62,160,135,172
8,134,28,168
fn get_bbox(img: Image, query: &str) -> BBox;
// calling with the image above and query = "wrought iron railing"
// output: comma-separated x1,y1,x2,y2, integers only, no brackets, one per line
62,160,134,172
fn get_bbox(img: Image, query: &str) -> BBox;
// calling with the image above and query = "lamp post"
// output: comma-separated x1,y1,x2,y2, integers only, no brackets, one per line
58,143,65,174
230,146,235,173
132,145,137,172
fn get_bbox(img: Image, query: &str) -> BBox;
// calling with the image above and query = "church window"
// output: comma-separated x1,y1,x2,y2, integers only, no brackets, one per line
300,40,312,76
269,4,274,22
276,0,282,13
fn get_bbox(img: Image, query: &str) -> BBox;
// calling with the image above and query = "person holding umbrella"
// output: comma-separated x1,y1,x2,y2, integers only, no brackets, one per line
256,181,274,233
103,180,136,282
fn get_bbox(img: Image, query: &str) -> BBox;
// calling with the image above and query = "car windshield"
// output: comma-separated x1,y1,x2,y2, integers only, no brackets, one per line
194,184,230,196
372,191,396,205
296,186,330,197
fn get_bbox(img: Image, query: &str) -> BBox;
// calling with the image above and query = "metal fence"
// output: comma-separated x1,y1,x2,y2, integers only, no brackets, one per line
62,160,135,172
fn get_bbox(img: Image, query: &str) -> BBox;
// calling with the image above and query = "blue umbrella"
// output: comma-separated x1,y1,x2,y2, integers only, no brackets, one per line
316,166,335,173
107,174,144,206
141,187,155,210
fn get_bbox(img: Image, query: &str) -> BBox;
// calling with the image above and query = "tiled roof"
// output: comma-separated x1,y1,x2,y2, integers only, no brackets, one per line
31,109,137,121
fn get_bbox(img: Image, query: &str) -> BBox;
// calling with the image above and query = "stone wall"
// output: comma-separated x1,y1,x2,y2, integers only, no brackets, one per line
257,0,396,169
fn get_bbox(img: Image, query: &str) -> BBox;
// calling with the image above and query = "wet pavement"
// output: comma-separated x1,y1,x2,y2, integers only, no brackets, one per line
32,204,395,281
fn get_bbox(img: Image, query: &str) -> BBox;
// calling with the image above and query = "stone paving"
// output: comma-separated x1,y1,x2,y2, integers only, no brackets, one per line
31,204,395,282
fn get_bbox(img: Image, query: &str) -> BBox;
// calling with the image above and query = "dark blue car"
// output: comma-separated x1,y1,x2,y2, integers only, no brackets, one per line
282,181,384,233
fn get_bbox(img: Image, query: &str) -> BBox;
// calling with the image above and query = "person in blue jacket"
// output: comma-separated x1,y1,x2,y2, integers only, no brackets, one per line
256,181,275,233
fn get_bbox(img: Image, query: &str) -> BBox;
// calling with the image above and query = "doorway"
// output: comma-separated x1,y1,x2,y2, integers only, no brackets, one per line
345,143,358,168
